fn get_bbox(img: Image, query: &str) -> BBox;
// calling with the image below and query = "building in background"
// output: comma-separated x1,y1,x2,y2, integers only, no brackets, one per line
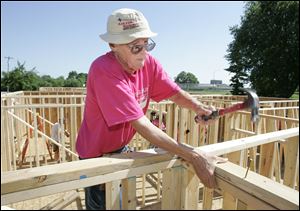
210,80,222,85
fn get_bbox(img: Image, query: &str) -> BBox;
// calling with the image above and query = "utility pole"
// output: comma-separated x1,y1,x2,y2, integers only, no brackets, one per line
4,56,14,72
4,56,13,92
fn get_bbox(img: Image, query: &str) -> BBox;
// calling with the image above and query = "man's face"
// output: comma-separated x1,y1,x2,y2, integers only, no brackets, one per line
112,38,150,73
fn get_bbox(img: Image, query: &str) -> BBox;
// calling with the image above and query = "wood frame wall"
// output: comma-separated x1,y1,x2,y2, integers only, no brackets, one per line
1,128,299,209
1,89,299,210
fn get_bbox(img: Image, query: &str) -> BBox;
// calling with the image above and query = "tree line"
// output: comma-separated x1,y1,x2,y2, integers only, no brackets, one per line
1,62,87,92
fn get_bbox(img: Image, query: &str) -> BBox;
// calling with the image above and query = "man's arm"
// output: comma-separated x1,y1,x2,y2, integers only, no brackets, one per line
131,115,227,188
168,89,214,124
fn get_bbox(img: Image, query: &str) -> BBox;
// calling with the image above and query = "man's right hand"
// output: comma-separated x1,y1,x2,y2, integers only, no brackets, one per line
185,150,228,188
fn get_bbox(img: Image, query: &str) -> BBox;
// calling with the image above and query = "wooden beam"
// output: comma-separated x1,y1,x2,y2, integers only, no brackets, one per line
222,191,236,210
215,162,299,210
1,150,180,204
121,177,136,210
259,111,277,178
106,180,121,210
232,128,256,136
195,127,299,156
40,190,81,210
259,106,299,111
238,111,299,123
202,187,214,210
1,128,299,206
283,136,299,188
161,166,182,209
180,168,199,210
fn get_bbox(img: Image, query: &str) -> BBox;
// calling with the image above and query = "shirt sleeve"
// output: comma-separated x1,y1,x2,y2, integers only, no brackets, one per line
91,68,144,127
150,56,181,102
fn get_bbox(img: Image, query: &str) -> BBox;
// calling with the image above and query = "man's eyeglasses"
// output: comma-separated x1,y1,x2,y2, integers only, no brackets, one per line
127,38,156,55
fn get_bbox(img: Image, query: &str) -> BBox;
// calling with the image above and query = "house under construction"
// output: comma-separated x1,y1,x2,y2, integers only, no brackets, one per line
1,87,299,210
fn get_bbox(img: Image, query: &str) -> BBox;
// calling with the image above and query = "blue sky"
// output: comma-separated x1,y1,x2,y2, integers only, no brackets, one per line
1,1,246,84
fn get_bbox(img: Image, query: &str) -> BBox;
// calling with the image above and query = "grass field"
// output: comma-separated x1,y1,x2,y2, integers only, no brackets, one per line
187,89,232,95
290,92,299,99
186,89,299,99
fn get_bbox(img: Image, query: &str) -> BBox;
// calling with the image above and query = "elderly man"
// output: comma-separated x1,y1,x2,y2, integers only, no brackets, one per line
76,8,227,210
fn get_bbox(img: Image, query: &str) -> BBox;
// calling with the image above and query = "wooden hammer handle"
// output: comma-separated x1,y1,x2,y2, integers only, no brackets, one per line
218,102,247,116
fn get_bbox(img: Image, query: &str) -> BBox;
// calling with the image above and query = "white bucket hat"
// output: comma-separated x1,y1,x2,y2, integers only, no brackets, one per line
100,8,157,44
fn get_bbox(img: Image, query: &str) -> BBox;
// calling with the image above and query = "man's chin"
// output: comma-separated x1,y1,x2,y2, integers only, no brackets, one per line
132,61,145,70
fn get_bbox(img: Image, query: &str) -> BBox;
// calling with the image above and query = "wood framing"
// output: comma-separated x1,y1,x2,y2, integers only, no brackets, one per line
1,90,299,210
2,128,299,210
215,162,299,210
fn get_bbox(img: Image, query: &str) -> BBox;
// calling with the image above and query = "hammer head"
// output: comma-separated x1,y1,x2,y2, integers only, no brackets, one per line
240,88,260,123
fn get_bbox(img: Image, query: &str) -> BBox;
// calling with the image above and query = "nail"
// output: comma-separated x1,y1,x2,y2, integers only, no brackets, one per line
243,157,252,179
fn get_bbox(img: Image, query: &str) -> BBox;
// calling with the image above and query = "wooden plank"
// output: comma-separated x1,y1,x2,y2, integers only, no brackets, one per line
1,109,10,171
259,117,276,177
121,177,136,210
165,104,174,138
32,109,40,167
106,180,121,210
161,168,172,210
202,187,213,210
8,105,17,171
2,128,298,196
40,190,81,210
223,115,232,141
215,162,299,210
70,97,77,161
283,136,299,188
208,120,219,145
189,110,198,147
232,128,256,136
260,106,299,111
161,166,182,209
2,128,299,206
179,108,188,143
238,110,299,123
140,174,146,207
157,171,161,200
1,206,15,210
236,200,247,210
273,142,282,183
3,128,299,193
227,113,242,165
180,168,199,210
222,191,236,210
196,127,298,156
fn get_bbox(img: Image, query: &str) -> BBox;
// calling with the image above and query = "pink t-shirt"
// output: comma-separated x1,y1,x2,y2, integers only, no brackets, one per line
76,52,180,158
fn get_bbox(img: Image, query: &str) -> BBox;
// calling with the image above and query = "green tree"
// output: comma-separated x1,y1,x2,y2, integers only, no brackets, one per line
39,75,55,87
1,61,40,91
225,1,299,97
77,73,88,86
174,71,199,84
64,78,82,87
1,63,89,91
67,71,78,80
53,76,65,87
65,71,87,87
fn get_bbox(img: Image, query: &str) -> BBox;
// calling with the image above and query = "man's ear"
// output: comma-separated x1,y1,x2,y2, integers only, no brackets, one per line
109,43,116,51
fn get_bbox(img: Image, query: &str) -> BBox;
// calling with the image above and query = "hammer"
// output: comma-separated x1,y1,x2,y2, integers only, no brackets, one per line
195,88,260,123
